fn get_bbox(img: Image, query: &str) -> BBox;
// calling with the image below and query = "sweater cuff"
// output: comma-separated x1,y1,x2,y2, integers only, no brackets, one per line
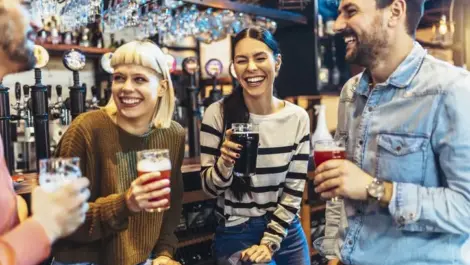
114,193,139,219
216,157,234,180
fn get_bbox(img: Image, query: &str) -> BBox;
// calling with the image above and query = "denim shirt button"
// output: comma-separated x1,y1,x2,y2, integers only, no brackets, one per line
359,140,364,145
396,146,402,152
348,240,353,245
399,215,406,224
368,106,373,112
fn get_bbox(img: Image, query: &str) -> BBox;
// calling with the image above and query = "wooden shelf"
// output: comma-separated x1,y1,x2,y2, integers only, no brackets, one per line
38,43,115,55
178,232,214,248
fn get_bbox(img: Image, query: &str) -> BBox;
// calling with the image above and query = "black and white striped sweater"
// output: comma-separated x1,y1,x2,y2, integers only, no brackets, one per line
200,100,310,248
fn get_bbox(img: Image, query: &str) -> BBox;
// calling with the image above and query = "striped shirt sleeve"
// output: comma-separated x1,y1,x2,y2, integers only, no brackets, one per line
261,110,310,248
200,102,234,198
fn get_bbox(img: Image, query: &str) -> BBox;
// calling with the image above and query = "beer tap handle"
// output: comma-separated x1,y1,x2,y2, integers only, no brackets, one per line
64,97,71,110
91,86,97,98
15,82,21,102
83,83,87,99
56,85,62,98
47,85,52,100
23,85,30,98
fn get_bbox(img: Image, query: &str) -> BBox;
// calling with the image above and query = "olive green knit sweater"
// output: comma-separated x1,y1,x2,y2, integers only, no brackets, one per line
52,110,185,265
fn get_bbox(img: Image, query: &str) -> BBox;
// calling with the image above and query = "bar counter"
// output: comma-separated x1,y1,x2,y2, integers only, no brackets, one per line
13,157,212,205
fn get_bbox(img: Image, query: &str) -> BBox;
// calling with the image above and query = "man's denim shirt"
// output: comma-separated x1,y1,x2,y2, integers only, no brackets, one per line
333,43,470,265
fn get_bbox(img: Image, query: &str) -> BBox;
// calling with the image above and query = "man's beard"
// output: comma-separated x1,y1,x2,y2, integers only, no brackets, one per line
344,19,388,68
4,41,36,72
0,15,36,72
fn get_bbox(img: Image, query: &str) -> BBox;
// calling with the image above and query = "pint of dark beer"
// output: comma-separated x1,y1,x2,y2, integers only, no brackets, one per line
137,149,172,212
231,123,259,177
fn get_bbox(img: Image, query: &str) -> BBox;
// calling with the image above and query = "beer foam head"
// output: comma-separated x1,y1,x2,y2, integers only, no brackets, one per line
314,143,346,152
137,158,171,172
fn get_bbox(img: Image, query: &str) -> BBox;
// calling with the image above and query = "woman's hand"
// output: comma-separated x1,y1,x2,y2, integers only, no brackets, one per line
220,129,242,167
125,171,171,213
241,245,273,263
152,256,181,265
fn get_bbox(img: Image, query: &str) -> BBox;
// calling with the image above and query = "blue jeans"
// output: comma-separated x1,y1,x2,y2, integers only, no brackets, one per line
213,216,310,265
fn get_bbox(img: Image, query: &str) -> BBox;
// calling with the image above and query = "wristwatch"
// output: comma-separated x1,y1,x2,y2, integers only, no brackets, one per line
366,178,385,202
263,241,280,253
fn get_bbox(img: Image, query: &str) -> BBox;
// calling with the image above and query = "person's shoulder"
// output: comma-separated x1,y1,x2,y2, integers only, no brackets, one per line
70,109,109,131
285,101,309,122
421,55,470,93
340,73,363,99
204,100,223,116
169,120,186,137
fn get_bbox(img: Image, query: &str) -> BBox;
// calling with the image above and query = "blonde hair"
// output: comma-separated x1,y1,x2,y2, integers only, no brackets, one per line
105,40,175,129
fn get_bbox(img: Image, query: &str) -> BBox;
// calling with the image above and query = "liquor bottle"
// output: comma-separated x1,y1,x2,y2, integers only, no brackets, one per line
92,22,105,48
330,43,341,87
79,27,91,47
108,33,118,49
318,45,329,88
50,23,61,45
318,15,324,39
45,22,53,44
311,104,333,149
63,31,73,45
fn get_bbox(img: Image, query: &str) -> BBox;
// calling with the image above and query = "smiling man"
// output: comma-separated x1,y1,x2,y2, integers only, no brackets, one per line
312,0,470,264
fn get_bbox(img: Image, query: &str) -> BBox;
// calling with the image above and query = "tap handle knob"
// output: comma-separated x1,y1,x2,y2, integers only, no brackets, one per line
23,85,30,98
56,85,62,98
47,85,52,99
91,86,97,98
15,82,21,101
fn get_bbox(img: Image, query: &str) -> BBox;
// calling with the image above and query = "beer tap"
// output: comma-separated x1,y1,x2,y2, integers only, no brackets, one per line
203,59,224,109
0,80,14,173
50,85,70,126
86,86,100,110
182,57,201,157
63,49,87,120
100,52,114,106
22,85,34,128
30,45,51,164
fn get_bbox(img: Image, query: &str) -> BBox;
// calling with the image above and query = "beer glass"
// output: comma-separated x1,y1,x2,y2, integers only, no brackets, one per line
231,123,259,177
313,139,346,202
38,157,81,193
137,149,171,213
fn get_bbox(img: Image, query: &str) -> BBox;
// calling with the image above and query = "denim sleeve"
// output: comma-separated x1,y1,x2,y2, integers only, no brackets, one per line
389,83,470,234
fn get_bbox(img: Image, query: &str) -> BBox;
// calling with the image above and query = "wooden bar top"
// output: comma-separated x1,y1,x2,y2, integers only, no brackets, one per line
13,157,202,195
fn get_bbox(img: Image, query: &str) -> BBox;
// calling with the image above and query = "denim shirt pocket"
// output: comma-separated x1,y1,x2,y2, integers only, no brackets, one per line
377,133,428,184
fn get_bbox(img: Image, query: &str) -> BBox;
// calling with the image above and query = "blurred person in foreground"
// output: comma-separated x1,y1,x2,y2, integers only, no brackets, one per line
0,0,90,264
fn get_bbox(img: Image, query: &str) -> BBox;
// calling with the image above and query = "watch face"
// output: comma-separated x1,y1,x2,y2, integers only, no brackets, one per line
368,180,385,198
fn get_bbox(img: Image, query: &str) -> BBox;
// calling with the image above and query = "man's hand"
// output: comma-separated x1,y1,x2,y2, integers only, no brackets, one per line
313,159,373,200
152,256,181,265
241,245,273,263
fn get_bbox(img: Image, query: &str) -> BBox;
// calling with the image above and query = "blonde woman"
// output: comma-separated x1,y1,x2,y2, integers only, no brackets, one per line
52,40,185,265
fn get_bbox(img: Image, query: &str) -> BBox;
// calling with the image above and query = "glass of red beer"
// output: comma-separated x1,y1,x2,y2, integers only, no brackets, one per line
137,149,171,213
313,139,346,202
